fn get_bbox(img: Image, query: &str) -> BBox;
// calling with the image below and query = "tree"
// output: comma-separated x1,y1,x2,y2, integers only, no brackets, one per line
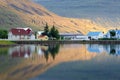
42,23,49,36
50,25,55,38
0,30,8,39
110,30,116,37
88,36,91,40
54,29,60,39
49,25,60,40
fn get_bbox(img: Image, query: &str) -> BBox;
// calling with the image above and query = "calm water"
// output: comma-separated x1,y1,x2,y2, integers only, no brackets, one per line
1,44,120,80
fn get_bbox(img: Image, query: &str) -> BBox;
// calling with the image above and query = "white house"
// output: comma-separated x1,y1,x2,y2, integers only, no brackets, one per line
8,27,35,40
116,30,120,39
104,29,120,39
87,31,104,40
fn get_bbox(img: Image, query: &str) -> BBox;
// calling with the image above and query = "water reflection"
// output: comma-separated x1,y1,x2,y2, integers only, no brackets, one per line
1,44,120,80
87,44,120,56
1,44,120,59
40,44,60,61
87,44,104,53
104,45,120,56
8,45,35,58
8,44,60,60
0,47,9,56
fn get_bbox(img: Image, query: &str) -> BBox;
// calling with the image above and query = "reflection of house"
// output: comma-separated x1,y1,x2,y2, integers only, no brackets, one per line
87,32,104,40
87,44,104,53
8,28,35,40
87,44,120,55
8,45,35,58
104,45,120,55
36,31,48,41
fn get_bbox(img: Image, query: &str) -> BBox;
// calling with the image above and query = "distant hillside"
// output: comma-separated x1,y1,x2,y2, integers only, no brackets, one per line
0,6,27,29
0,0,108,34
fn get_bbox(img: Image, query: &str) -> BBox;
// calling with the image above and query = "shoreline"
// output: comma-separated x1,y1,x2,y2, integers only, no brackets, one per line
0,40,17,47
1,40,120,46
0,44,18,47
11,40,120,45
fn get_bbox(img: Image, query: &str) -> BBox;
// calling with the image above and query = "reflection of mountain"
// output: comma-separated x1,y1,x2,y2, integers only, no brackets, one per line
0,44,96,80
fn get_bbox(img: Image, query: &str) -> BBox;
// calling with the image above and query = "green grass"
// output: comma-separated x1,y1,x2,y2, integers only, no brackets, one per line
0,40,16,45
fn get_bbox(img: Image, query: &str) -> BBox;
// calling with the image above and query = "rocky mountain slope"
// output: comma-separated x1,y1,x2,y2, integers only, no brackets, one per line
0,0,108,34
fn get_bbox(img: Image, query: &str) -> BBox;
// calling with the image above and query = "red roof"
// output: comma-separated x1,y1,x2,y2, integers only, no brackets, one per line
11,28,33,35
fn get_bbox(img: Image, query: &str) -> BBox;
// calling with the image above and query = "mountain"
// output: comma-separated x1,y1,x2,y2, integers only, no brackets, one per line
35,0,120,28
0,0,108,34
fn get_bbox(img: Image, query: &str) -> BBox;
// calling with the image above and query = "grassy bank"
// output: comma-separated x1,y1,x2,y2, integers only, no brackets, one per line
1,40,120,46
0,40,16,46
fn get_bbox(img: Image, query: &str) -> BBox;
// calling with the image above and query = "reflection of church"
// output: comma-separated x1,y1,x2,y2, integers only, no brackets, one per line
8,45,35,58
87,44,120,56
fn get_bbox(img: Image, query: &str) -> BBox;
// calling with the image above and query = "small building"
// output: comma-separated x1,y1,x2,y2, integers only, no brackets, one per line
8,27,35,40
36,31,48,41
60,33,83,40
74,36,89,40
87,31,104,40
